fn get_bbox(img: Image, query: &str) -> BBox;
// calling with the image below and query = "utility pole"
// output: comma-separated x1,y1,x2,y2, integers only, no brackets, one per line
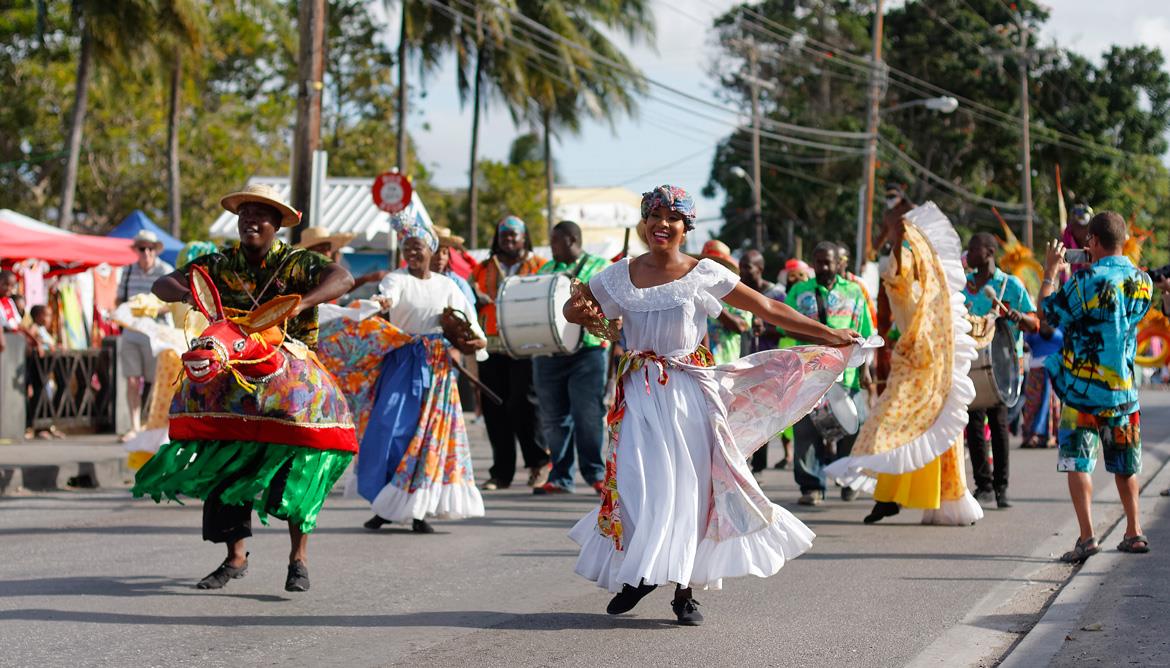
860,0,885,265
396,2,409,175
290,0,326,244
748,44,764,251
1015,11,1035,249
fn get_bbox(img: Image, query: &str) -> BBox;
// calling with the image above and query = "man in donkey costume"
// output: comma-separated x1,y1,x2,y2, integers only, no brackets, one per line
136,184,356,592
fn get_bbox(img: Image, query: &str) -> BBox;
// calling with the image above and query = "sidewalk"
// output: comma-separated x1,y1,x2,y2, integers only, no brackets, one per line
0,434,131,495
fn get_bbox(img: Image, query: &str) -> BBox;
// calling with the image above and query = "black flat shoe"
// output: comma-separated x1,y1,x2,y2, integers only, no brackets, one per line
863,501,900,524
412,519,435,534
995,489,1012,509
606,582,658,615
672,597,704,626
363,515,391,531
196,554,248,590
285,560,310,592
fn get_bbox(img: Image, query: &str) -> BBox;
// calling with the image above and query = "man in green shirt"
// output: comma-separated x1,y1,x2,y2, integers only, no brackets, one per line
786,242,875,505
532,221,611,495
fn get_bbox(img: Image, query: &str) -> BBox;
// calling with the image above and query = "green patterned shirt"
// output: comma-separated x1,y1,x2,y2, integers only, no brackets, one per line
185,240,332,348
539,253,611,348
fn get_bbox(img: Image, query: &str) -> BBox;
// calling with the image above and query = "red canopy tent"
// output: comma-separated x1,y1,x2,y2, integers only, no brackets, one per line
0,215,137,274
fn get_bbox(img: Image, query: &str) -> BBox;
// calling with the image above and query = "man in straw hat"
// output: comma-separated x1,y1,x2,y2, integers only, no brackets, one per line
143,183,355,592
117,230,175,443
431,225,476,309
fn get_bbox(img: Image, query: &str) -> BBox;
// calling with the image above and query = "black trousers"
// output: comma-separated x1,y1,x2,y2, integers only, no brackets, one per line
202,459,293,544
967,405,1010,492
479,354,548,484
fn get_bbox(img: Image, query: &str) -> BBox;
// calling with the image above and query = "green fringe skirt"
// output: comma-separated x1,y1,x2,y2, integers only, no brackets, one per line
132,440,353,533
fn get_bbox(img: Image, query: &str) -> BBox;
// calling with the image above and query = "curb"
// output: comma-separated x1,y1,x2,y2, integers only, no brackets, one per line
998,456,1170,667
0,456,132,496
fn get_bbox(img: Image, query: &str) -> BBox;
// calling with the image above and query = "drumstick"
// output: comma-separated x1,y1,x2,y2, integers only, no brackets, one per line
981,285,1009,316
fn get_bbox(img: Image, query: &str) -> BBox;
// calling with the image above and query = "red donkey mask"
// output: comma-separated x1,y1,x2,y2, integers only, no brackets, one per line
182,265,301,387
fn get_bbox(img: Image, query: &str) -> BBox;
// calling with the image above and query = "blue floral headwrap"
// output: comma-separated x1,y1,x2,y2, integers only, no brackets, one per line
640,185,696,228
497,215,527,235
390,209,438,251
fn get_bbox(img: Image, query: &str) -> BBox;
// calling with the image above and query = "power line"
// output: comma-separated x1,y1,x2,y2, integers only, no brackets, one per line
878,137,1025,210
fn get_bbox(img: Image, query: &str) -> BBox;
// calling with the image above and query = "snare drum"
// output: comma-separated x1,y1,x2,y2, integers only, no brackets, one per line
968,317,1022,409
809,384,860,443
496,274,582,358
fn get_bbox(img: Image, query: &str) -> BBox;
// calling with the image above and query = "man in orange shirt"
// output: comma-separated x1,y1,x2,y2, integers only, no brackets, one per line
472,216,550,490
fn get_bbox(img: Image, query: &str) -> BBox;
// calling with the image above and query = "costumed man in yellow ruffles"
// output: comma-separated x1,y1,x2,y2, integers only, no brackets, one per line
825,202,983,526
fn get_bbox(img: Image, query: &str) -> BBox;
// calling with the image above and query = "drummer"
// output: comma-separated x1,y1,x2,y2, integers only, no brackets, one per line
532,220,611,496
785,242,875,506
962,232,1038,510
471,215,551,491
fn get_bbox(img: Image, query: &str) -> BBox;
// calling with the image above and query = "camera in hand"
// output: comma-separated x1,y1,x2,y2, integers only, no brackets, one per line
1063,248,1091,265
1148,263,1170,283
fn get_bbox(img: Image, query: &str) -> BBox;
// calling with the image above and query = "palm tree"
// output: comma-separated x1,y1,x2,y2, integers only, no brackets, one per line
450,2,527,248
157,0,211,238
512,0,653,235
58,0,155,230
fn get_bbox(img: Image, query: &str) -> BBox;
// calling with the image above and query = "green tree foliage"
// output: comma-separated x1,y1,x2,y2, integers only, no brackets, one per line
0,0,424,240
704,0,1170,267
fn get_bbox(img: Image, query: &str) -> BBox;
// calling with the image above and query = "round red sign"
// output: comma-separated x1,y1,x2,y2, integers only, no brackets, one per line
372,171,412,214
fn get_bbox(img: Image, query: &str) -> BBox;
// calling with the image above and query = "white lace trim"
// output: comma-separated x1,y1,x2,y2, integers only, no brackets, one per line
595,258,738,316
825,202,978,477
921,491,984,526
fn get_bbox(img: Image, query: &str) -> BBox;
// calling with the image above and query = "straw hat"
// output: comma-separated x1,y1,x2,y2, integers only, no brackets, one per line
698,239,738,271
435,226,465,251
295,226,356,254
131,230,164,252
220,183,301,228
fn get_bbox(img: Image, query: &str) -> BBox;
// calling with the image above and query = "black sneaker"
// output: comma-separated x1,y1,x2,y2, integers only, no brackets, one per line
412,518,435,534
671,597,704,626
606,582,658,615
285,560,310,592
863,501,900,524
995,489,1012,509
196,555,248,590
363,515,391,531
841,486,858,502
973,488,995,507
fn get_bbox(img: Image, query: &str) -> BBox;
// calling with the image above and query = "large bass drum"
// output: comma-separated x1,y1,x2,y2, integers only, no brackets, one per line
967,316,1022,410
809,384,861,443
496,274,582,358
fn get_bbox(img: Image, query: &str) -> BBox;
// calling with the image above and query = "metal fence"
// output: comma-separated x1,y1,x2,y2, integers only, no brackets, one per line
26,339,118,432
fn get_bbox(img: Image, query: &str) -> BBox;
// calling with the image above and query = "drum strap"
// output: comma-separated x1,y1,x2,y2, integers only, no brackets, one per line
570,255,589,279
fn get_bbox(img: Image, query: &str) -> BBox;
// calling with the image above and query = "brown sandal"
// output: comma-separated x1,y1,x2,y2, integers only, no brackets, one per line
1059,536,1100,563
1117,534,1150,553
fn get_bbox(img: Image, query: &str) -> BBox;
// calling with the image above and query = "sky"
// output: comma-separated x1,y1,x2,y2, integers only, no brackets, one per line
382,1,1170,242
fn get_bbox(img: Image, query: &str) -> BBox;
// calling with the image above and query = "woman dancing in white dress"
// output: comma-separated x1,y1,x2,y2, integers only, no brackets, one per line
565,185,865,625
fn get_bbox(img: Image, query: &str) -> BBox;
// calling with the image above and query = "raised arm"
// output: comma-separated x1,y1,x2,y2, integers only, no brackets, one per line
295,263,354,316
153,269,192,304
722,282,856,347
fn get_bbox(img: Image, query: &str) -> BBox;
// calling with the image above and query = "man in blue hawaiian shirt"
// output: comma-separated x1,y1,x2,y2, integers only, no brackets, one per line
1041,211,1152,563
963,232,1038,509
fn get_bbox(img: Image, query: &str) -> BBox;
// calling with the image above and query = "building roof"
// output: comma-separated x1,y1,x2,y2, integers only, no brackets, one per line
207,176,434,250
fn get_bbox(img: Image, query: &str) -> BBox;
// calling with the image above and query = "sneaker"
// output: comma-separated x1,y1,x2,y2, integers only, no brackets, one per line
863,501,900,524
671,597,704,626
773,458,789,470
591,481,606,496
841,486,858,502
527,463,551,487
481,478,509,491
363,515,391,531
285,560,310,592
973,488,995,507
196,555,248,590
797,491,824,506
606,582,658,615
533,482,570,495
411,518,435,534
995,489,1012,509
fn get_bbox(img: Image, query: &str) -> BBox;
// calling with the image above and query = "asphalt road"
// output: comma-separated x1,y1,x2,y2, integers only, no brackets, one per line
3,392,1169,668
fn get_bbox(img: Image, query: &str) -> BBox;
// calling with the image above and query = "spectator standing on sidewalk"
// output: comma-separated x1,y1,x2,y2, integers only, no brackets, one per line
116,231,174,443
0,270,24,353
532,221,611,496
1040,211,1152,562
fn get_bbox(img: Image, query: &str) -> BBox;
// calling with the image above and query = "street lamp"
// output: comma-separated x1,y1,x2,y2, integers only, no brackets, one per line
880,96,959,115
729,165,751,183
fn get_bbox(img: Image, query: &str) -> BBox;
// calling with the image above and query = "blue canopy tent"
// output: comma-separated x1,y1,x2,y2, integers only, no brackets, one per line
106,210,183,265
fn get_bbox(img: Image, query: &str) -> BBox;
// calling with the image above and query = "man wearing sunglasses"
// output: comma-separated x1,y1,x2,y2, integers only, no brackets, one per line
117,230,174,442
